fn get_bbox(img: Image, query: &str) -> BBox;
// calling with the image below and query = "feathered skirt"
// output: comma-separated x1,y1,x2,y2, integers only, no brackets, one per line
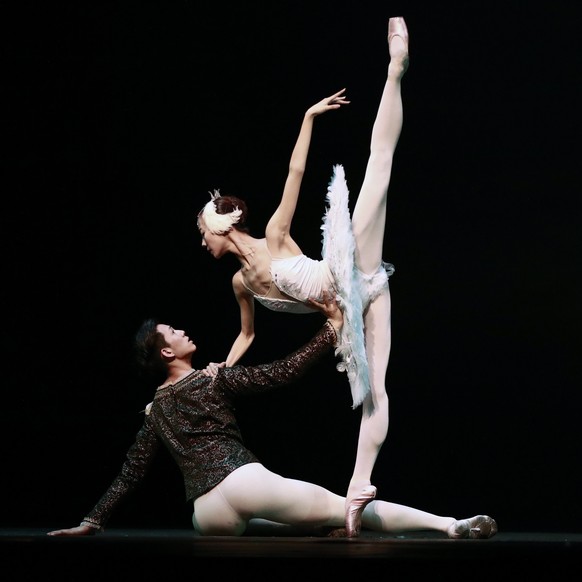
321,164,395,408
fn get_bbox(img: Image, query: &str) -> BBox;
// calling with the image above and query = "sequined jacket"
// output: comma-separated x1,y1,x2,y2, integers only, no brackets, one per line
83,322,337,528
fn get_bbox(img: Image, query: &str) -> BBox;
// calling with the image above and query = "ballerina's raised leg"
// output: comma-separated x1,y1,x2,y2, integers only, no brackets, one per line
344,15,409,538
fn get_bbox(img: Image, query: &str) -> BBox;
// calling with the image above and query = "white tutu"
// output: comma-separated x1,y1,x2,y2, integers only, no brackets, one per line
321,164,394,408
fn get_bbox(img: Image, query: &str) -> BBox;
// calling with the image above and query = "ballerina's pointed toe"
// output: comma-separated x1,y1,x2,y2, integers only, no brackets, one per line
388,16,409,47
345,485,377,537
387,16,409,73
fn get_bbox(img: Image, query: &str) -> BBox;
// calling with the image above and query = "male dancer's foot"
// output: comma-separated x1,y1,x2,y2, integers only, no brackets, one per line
447,515,498,539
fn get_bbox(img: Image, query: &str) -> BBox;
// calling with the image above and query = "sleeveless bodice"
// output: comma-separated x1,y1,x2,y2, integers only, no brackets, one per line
241,254,335,314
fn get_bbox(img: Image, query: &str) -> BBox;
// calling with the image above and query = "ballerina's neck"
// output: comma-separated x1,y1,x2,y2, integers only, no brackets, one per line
235,237,268,266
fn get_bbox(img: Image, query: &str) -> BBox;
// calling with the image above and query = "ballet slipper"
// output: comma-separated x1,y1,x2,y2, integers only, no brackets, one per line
447,515,498,539
345,485,377,537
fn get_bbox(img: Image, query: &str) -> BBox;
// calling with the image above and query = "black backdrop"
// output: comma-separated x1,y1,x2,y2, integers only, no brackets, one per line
3,1,581,533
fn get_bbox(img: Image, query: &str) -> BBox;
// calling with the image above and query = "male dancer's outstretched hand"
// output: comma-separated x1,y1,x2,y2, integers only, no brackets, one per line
47,524,97,537
307,290,343,332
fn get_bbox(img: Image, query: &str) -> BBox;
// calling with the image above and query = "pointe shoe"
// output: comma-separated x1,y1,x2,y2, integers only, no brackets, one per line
345,485,377,537
447,515,498,539
388,16,409,73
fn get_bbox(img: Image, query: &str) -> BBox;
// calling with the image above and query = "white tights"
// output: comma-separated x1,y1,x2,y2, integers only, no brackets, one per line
347,40,405,496
192,463,455,536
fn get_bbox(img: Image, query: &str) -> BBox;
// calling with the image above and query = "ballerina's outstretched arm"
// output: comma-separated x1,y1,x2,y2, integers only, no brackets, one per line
265,89,350,256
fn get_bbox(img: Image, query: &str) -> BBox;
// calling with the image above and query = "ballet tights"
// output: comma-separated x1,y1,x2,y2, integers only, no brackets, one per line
192,463,345,536
191,463,455,536
346,34,406,499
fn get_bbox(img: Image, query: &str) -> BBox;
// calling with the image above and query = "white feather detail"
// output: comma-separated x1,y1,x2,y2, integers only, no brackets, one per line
321,164,370,408
200,190,242,234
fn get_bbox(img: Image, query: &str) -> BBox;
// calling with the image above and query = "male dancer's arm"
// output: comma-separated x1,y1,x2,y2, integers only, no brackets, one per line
48,420,160,536
218,292,343,396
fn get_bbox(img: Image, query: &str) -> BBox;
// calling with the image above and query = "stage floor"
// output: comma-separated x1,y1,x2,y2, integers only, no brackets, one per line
2,527,581,580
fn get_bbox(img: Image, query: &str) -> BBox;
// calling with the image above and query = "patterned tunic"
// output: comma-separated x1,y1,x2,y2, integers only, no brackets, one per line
83,323,336,529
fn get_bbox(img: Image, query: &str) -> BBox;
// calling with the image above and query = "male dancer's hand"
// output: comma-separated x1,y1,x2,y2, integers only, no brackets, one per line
47,524,97,537
307,290,343,332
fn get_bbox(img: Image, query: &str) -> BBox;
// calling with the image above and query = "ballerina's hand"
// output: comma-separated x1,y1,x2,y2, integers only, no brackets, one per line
202,361,226,377
306,88,350,117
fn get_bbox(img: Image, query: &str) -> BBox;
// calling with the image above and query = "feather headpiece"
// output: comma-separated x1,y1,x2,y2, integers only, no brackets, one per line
199,190,242,234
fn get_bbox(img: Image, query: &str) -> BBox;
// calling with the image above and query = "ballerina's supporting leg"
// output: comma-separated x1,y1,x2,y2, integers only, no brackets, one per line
345,290,391,537
344,16,408,538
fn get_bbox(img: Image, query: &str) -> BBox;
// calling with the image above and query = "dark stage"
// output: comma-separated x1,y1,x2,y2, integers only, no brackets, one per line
3,2,582,575
3,527,581,580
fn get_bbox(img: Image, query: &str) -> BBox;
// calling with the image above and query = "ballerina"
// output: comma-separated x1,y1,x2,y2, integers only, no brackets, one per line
197,16,409,537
